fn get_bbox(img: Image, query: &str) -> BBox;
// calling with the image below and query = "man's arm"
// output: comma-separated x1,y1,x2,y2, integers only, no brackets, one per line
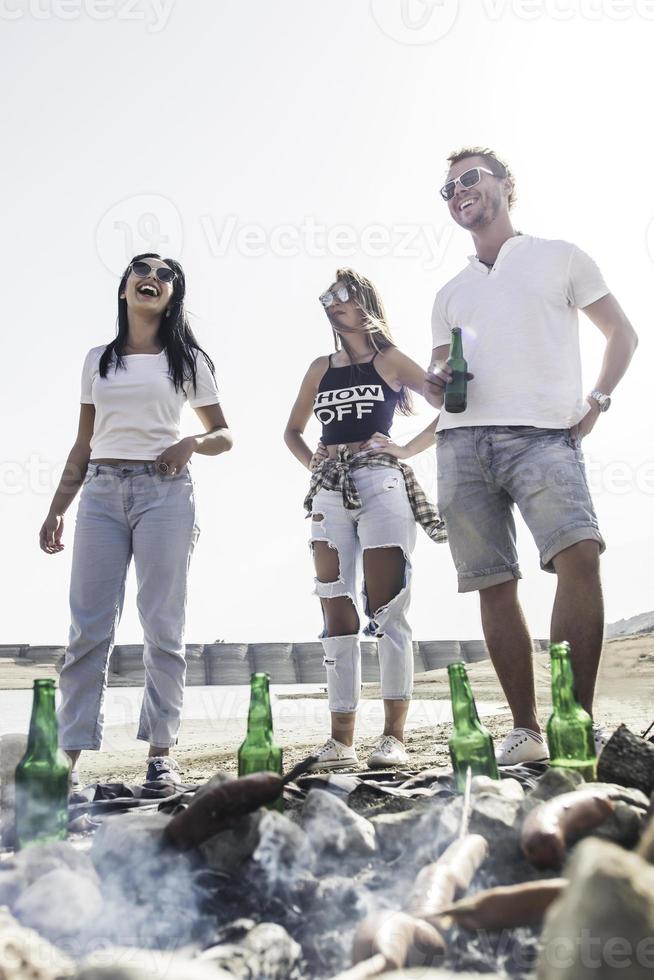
573,293,638,438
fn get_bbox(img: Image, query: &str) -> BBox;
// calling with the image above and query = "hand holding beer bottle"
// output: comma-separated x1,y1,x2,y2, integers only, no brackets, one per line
444,327,468,413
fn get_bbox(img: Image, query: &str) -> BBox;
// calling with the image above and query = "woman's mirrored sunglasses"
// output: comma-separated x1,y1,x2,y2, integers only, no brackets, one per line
319,284,356,308
130,260,176,284
439,166,497,202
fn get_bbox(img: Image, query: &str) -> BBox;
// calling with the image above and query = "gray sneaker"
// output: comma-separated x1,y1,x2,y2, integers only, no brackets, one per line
145,756,182,786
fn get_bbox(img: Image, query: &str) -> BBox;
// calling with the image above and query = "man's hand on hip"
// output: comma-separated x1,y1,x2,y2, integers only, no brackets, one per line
570,399,601,442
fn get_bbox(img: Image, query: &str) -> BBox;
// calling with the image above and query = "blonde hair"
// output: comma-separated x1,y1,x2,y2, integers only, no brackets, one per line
330,267,413,416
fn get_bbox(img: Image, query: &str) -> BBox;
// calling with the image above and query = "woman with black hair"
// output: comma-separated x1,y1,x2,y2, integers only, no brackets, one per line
39,253,231,786
284,268,445,771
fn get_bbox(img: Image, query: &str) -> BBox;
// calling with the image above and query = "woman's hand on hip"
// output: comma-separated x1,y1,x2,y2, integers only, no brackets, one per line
39,513,64,554
360,433,408,459
309,441,328,471
154,437,197,477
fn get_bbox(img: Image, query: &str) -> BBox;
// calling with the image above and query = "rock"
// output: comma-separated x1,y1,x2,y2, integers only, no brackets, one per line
199,811,262,874
301,790,377,860
89,812,202,950
591,801,646,849
591,783,650,811
597,723,654,796
242,922,302,979
0,735,28,811
311,875,374,921
370,807,433,861
472,775,524,800
0,906,75,980
528,767,585,803
382,971,503,979
538,837,654,979
13,867,103,939
0,872,22,908
466,793,536,886
14,839,99,887
197,943,259,979
253,809,315,896
74,947,233,979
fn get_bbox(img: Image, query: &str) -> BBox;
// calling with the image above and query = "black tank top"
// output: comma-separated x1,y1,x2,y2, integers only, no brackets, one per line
313,354,401,445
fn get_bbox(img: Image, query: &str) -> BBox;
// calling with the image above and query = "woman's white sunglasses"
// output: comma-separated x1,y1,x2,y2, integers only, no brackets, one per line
439,166,498,202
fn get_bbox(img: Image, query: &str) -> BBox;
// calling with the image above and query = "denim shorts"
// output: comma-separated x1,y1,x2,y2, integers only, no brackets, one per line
436,426,605,593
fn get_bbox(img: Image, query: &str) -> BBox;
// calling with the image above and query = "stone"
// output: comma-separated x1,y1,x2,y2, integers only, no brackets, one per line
377,965,506,979
13,867,103,939
0,907,75,980
471,775,524,800
74,947,233,979
466,793,537,886
199,811,262,874
242,922,302,979
0,872,21,908
301,790,377,860
591,801,646,849
0,736,27,812
538,837,654,979
370,806,434,861
198,942,258,979
14,840,99,887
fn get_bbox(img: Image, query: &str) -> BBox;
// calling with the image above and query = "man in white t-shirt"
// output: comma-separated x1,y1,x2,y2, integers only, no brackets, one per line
424,147,638,765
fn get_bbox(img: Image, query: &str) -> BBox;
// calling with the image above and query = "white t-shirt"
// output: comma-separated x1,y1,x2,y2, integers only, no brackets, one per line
81,345,221,459
431,235,609,431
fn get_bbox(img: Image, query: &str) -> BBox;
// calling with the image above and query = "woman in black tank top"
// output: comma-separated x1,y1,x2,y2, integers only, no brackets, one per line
284,268,443,772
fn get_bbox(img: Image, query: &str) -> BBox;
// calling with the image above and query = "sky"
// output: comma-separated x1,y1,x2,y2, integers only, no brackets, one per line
1,0,652,647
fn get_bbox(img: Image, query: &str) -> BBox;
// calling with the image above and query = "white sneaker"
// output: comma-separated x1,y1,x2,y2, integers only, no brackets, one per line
308,737,359,771
496,728,549,766
593,724,611,757
367,735,409,769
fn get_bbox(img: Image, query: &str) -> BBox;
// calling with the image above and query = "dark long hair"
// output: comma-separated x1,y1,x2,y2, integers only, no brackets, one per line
98,253,216,394
331,267,413,417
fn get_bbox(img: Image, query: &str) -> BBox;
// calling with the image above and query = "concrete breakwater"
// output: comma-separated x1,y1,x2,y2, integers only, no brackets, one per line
0,640,548,687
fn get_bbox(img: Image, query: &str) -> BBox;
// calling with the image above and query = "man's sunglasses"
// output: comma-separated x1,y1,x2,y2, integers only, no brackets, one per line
319,284,357,309
130,260,176,284
439,166,498,202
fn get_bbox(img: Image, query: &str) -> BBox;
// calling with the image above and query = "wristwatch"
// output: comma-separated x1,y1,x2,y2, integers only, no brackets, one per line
589,390,612,412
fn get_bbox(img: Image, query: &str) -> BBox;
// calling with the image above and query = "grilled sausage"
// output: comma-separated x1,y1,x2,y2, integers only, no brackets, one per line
520,788,615,869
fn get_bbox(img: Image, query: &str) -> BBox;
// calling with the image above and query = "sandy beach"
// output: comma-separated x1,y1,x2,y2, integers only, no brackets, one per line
2,633,652,787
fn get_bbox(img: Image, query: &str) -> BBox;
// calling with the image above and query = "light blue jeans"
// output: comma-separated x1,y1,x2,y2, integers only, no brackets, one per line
58,463,200,750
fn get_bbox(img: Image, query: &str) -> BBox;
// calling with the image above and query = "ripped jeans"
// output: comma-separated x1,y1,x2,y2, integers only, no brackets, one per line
310,464,417,713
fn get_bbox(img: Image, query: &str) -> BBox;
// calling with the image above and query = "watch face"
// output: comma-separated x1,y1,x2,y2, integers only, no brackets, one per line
601,396,611,412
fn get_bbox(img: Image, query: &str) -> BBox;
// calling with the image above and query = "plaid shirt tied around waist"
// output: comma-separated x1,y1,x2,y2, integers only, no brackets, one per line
304,446,447,544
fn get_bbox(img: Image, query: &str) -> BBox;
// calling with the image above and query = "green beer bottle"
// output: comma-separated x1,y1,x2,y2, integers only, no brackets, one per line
448,662,499,792
444,327,468,414
238,673,283,810
546,642,596,780
14,679,70,849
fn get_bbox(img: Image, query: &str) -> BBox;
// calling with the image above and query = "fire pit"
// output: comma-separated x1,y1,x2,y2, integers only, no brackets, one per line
1,725,653,979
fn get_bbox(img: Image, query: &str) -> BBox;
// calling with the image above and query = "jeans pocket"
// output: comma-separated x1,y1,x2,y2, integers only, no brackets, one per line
435,430,448,447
